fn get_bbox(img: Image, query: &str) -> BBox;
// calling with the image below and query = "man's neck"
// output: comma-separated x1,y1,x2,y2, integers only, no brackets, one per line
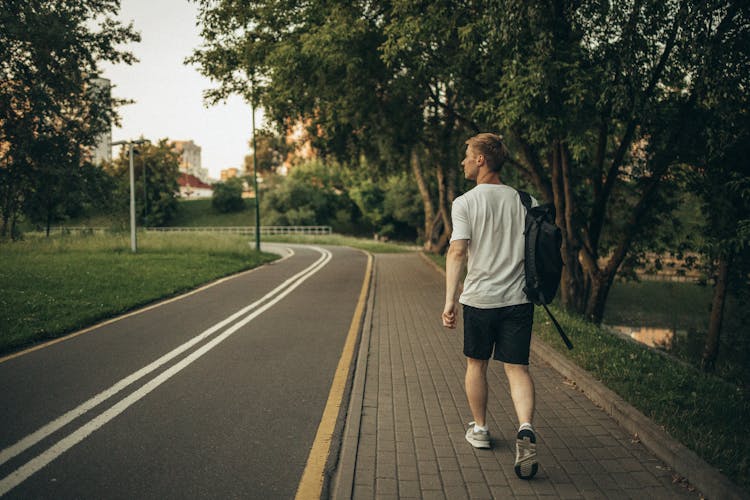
475,170,502,185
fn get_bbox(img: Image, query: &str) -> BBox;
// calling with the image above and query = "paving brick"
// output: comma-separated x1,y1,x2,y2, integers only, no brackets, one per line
337,254,701,500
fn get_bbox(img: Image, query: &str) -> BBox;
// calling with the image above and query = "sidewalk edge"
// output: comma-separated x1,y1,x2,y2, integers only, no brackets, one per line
330,254,377,499
531,338,747,500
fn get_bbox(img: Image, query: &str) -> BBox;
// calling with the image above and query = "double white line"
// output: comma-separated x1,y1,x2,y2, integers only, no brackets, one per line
0,245,332,496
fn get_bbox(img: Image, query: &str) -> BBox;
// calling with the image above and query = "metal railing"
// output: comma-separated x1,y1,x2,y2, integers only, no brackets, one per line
146,226,332,235
46,226,332,236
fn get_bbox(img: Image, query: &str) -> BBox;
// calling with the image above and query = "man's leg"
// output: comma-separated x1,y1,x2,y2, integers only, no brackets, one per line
465,357,489,426
505,362,538,479
503,363,535,426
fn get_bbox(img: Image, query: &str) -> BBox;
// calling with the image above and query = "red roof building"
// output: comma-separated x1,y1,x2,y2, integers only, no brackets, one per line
178,173,213,199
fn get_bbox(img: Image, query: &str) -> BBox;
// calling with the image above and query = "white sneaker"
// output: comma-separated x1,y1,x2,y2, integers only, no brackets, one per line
465,421,491,449
514,427,538,479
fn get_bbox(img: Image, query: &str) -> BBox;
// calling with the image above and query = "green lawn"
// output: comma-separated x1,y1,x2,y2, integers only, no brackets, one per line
169,198,258,227
0,232,278,353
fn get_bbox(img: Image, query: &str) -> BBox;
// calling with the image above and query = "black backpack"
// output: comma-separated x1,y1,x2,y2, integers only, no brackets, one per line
518,191,573,349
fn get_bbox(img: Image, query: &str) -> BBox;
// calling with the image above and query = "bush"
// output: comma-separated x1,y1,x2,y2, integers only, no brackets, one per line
260,161,363,232
212,178,245,213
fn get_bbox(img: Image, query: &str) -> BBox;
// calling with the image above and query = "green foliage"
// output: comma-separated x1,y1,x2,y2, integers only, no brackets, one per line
244,129,291,176
106,139,180,227
348,170,423,240
260,161,362,233
0,232,278,353
212,177,245,213
24,161,117,234
0,0,139,238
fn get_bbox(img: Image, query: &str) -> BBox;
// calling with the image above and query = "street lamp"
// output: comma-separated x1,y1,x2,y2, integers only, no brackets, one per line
111,138,149,252
250,86,261,252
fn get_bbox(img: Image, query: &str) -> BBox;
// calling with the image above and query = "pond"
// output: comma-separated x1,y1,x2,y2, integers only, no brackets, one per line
606,324,687,351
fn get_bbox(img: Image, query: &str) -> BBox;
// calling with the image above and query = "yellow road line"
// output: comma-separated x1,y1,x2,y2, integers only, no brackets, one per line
295,252,373,500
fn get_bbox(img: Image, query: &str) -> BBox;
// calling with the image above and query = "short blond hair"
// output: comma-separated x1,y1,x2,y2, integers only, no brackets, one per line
466,133,507,173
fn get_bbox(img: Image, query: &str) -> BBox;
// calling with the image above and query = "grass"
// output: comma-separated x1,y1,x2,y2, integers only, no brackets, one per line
428,254,748,490
265,234,417,253
0,232,278,354
170,199,258,227
534,306,749,490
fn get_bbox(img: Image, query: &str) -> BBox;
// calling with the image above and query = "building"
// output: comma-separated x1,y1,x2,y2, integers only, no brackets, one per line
280,118,318,175
220,167,240,181
90,78,112,165
177,173,213,199
170,140,209,181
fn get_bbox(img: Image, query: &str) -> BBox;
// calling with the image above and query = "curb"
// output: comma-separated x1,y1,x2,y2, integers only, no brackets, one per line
531,339,748,500
330,255,378,500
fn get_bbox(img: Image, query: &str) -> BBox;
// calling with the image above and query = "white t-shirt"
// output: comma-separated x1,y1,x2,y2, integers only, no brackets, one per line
450,183,537,309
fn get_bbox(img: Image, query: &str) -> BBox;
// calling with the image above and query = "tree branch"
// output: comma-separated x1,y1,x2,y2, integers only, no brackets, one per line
589,0,688,251
508,128,553,201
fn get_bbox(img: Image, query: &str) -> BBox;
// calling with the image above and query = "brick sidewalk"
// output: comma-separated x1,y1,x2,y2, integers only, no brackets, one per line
332,253,698,499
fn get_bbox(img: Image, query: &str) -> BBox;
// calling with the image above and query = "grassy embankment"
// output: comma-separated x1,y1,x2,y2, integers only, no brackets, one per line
0,232,279,354
425,253,749,491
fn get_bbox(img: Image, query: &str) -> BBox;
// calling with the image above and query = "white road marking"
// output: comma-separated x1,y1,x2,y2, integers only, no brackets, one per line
0,246,331,496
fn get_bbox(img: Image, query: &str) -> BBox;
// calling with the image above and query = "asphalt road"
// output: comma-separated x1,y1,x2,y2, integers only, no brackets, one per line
0,244,369,499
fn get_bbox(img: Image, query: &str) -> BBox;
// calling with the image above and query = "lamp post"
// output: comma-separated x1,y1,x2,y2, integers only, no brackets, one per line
251,94,261,252
111,138,149,252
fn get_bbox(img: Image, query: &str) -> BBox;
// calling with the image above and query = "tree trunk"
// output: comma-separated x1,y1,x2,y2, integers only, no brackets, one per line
702,255,731,372
435,161,452,254
585,270,616,324
411,148,438,252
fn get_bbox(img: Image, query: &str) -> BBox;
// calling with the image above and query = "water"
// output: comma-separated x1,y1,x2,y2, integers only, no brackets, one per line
607,325,686,350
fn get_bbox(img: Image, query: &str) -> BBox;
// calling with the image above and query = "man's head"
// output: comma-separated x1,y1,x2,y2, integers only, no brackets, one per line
462,133,507,180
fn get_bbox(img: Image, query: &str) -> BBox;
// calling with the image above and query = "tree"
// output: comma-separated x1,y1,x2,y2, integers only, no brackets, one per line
678,1,750,371
189,0,460,250
0,0,139,239
106,139,180,227
260,160,360,232
190,0,749,325
212,177,245,213
443,0,750,323
244,129,290,177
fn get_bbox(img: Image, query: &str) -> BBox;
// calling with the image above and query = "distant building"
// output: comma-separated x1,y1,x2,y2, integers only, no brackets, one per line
170,140,208,181
178,173,213,199
90,78,112,165
280,118,318,175
220,167,239,181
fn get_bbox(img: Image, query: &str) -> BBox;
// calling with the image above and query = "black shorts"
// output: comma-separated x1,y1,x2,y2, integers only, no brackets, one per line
463,303,534,365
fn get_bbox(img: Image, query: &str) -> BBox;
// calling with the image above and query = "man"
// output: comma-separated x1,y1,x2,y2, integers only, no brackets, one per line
441,133,539,480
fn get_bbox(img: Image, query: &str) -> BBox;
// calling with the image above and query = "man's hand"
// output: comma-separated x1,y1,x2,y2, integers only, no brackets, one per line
442,300,457,329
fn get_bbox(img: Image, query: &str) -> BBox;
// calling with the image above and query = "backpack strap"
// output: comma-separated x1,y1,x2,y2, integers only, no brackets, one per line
518,190,532,210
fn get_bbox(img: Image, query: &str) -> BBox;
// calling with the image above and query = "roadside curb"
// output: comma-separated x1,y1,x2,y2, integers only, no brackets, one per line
420,251,747,500
330,254,377,500
531,339,747,500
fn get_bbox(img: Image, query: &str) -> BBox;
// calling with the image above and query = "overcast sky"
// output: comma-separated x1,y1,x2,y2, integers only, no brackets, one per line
99,0,263,179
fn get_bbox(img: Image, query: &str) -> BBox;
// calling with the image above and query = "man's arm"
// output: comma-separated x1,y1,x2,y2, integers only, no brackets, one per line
442,239,468,329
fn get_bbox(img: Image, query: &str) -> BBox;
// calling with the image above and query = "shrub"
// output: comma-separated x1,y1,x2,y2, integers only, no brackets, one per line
212,178,245,213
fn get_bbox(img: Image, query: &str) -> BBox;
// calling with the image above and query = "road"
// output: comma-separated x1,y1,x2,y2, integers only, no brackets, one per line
0,244,369,499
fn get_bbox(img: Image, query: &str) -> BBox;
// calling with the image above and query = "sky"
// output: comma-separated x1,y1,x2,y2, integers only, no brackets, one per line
99,0,262,180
